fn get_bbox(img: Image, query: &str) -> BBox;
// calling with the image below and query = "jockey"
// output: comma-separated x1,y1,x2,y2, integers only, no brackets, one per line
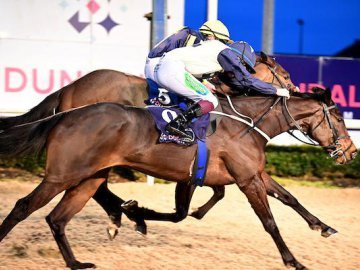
146,40,290,140
145,20,230,104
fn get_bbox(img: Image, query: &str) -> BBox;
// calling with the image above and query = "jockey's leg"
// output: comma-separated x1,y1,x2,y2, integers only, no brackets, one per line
166,100,213,139
155,58,218,139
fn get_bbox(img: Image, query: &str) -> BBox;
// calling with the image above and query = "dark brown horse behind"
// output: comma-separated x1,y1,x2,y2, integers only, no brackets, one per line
0,89,356,269
0,53,297,236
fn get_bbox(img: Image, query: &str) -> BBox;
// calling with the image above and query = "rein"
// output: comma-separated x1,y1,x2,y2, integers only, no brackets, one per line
210,99,271,141
242,97,281,137
267,64,288,89
241,61,286,135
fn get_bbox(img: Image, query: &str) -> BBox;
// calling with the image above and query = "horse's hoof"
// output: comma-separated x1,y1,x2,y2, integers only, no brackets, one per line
106,225,119,241
121,199,138,211
69,260,96,269
189,210,203,220
321,227,338,238
109,215,122,228
135,224,147,236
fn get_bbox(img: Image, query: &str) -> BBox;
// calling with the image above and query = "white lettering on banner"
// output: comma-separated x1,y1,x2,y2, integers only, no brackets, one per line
162,109,177,123
343,112,353,119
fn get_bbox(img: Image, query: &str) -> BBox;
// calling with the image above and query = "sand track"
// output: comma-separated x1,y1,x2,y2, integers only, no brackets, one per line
0,181,359,270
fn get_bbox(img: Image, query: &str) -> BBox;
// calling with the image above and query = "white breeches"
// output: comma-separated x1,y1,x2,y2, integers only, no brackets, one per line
144,56,218,108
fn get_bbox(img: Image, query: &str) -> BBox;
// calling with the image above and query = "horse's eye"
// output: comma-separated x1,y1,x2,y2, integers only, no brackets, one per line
337,117,343,122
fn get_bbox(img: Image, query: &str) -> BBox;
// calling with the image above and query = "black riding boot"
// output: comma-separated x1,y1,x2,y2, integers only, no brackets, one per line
165,103,203,140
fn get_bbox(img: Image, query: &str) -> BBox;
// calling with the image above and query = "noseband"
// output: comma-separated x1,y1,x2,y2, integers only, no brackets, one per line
284,99,353,162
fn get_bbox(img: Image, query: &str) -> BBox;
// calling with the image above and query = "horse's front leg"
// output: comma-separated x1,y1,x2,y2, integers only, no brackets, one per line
92,180,147,239
237,173,307,270
122,182,196,223
46,176,107,270
189,185,225,219
261,171,337,237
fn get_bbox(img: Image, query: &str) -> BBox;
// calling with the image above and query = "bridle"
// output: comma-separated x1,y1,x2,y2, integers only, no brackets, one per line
265,61,289,90
265,62,353,161
283,99,353,162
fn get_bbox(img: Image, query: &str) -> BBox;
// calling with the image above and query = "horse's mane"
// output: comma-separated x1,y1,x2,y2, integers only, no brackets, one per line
291,87,333,105
217,87,334,108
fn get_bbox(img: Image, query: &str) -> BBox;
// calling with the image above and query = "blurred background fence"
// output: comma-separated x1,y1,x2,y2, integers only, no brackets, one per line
1,145,358,187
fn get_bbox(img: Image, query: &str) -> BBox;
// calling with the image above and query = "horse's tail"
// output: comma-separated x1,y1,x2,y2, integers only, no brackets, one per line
0,112,65,158
0,89,63,130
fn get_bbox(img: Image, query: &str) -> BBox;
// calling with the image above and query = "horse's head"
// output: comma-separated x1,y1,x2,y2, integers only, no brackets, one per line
294,88,357,164
255,52,298,92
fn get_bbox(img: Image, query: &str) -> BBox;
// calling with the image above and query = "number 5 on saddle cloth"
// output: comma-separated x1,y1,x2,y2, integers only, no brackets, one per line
146,78,210,187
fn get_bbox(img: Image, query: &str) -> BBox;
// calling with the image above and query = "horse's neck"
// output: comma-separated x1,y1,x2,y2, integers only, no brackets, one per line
263,97,321,138
220,96,320,141
253,64,271,83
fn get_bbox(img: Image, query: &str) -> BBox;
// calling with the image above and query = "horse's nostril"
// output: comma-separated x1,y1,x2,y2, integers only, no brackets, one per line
351,151,358,160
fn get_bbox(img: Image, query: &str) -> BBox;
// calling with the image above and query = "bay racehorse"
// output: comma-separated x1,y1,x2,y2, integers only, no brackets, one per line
0,53,298,236
0,88,356,269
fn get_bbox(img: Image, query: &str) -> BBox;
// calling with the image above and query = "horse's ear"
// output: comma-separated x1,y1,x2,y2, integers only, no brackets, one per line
260,51,268,62
311,87,332,104
311,87,325,94
324,87,332,104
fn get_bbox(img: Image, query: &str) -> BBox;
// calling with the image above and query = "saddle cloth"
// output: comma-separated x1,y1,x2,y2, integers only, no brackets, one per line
147,106,210,146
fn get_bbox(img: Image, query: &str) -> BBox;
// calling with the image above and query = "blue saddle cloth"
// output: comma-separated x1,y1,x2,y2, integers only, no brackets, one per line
147,106,209,145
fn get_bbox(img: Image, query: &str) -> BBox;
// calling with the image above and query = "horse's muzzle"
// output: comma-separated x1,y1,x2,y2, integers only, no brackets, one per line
333,146,358,165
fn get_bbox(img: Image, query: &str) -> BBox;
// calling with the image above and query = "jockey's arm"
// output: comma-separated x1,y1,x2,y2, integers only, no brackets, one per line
217,49,277,95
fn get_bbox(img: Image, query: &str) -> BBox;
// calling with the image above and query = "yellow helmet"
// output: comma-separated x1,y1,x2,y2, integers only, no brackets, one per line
199,20,230,42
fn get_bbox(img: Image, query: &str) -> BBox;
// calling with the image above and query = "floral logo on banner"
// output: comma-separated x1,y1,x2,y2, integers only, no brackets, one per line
60,0,122,33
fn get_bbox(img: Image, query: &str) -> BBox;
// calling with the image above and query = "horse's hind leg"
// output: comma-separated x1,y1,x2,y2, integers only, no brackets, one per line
92,181,147,239
261,171,337,237
0,181,65,242
46,175,107,270
189,185,225,219
237,174,307,270
122,182,196,223
93,181,124,229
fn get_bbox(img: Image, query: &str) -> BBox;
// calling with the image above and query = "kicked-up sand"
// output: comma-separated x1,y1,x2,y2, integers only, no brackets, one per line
0,180,359,270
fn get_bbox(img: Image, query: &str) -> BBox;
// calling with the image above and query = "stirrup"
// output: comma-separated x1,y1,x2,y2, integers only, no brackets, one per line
166,124,194,141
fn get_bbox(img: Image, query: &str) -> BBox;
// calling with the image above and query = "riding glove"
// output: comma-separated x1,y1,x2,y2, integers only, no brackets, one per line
276,88,290,98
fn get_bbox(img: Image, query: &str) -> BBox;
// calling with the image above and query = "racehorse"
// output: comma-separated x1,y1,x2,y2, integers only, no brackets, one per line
0,52,298,236
0,89,356,269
